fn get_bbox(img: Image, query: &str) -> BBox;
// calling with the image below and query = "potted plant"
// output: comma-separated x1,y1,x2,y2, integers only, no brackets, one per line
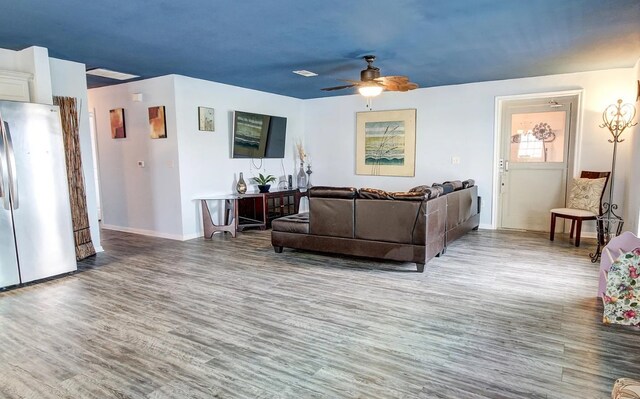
254,173,276,193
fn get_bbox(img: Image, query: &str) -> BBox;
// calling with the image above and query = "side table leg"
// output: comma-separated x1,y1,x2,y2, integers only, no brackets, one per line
201,200,216,239
200,199,237,239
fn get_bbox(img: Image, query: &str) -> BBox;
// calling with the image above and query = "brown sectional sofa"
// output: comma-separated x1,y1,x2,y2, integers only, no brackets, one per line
271,180,479,272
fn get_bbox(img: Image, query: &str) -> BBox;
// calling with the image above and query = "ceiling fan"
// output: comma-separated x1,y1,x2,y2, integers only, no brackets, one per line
321,55,418,97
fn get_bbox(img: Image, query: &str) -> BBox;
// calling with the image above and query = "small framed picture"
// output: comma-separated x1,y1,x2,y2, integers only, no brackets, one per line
148,106,167,139
109,108,126,139
198,107,215,131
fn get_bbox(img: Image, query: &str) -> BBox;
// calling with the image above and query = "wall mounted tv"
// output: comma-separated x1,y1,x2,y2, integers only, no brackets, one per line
232,111,287,158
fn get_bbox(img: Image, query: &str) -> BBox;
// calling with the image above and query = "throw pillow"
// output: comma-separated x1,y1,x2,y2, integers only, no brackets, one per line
409,185,430,193
567,177,607,214
357,188,393,200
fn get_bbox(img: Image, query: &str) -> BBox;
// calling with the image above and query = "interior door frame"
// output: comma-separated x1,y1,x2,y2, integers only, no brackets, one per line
491,90,584,229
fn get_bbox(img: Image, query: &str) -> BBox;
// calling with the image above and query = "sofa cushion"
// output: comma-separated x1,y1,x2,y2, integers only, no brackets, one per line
357,188,393,200
390,191,427,201
309,197,355,238
433,182,455,195
409,185,440,199
462,179,475,188
444,180,463,191
429,185,444,197
409,185,430,193
355,199,425,244
271,213,309,234
309,186,357,199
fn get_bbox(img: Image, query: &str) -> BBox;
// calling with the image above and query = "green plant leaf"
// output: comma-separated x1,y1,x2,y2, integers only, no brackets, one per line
254,173,276,185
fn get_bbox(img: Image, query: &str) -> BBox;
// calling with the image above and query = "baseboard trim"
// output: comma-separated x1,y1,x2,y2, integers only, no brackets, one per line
182,232,203,241
101,224,188,241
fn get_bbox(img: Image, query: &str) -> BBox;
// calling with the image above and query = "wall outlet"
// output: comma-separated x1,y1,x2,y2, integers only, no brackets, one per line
451,156,461,165
137,161,145,167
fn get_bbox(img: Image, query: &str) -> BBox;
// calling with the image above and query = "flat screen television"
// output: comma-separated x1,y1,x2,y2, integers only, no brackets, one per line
232,111,287,158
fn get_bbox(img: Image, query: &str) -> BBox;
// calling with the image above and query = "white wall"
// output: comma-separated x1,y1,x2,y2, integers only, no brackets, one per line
88,74,304,240
88,76,183,239
625,57,640,235
49,57,103,251
173,75,303,239
0,46,52,104
303,68,637,228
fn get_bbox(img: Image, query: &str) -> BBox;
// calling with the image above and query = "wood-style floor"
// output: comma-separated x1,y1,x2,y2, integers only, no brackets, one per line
1,228,639,398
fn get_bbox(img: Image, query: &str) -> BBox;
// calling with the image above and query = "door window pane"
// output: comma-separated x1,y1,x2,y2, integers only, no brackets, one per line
510,111,565,163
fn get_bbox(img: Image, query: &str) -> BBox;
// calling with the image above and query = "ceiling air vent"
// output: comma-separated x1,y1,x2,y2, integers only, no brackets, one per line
86,68,139,80
292,70,318,77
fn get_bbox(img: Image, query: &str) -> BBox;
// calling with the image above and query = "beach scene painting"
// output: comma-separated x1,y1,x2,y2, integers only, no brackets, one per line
356,109,416,176
364,120,405,174
232,111,269,158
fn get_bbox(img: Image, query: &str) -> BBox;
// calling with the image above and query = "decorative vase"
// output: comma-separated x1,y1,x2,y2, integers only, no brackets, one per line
305,164,312,188
236,172,247,194
297,162,307,191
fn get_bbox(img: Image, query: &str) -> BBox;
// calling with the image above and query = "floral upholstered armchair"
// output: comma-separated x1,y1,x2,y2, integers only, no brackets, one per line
612,378,640,399
601,233,640,326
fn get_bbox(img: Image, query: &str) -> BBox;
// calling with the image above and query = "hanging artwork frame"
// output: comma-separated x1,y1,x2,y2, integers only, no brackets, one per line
109,108,126,139
198,106,215,131
356,109,416,176
148,106,167,139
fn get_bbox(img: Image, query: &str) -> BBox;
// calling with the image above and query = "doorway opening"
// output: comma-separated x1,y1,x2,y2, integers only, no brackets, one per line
493,91,582,232
88,109,102,222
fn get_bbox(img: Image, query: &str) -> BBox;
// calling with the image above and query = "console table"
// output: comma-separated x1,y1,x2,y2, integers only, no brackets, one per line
196,189,306,238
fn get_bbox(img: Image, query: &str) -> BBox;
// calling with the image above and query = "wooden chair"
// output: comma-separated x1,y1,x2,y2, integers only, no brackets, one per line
549,171,610,247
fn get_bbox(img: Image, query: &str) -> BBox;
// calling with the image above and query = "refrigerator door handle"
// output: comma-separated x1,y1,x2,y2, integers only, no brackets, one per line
0,118,18,210
0,115,9,210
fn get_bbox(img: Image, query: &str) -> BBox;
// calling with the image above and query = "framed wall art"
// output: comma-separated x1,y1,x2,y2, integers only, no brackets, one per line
148,105,167,139
109,108,126,139
198,106,215,131
356,109,416,176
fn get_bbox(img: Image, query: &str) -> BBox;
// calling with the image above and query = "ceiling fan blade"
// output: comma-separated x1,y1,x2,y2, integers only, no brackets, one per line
321,84,356,91
377,75,410,82
319,57,417,93
377,76,418,91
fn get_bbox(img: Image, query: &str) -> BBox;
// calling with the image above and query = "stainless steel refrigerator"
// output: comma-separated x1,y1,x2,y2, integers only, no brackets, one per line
0,100,76,289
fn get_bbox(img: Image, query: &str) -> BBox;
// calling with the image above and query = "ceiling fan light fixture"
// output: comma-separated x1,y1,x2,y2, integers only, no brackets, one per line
358,85,383,97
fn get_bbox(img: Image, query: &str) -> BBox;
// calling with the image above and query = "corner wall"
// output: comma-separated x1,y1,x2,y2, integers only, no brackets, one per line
303,68,636,228
88,75,304,240
49,57,102,251
0,46,53,104
173,76,303,239
88,76,183,239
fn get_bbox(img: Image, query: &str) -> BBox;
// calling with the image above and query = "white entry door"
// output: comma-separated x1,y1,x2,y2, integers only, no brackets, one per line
498,96,578,231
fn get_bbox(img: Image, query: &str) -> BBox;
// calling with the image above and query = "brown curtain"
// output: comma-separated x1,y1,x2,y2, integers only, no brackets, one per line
53,96,96,260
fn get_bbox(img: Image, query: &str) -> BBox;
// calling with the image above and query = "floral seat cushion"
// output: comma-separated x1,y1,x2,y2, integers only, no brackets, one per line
612,378,640,399
603,248,640,326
